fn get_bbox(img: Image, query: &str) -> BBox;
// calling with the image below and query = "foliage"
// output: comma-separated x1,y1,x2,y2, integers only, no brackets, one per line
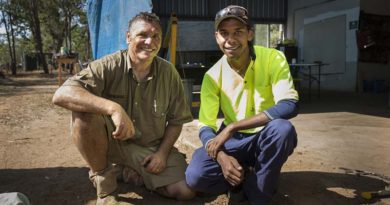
1,0,19,74
254,23,283,48
0,0,89,73
254,24,269,47
270,24,283,48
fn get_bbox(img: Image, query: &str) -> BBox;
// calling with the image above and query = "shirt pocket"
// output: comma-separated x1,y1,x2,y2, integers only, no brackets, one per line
151,98,168,118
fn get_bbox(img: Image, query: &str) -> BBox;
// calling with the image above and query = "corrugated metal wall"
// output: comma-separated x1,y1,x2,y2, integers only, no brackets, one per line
152,0,287,23
153,0,209,18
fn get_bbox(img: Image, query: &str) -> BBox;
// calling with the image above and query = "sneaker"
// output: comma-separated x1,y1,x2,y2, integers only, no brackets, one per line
228,185,248,202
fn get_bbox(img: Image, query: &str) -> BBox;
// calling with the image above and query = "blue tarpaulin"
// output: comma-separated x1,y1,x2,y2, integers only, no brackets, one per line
86,0,152,59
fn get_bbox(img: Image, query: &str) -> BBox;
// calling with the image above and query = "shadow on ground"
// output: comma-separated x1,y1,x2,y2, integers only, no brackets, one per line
298,90,390,118
273,171,389,205
0,73,58,86
0,73,59,97
0,167,95,205
1,168,388,205
0,167,219,205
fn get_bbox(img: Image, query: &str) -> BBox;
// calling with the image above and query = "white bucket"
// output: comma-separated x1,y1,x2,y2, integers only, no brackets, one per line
60,47,68,55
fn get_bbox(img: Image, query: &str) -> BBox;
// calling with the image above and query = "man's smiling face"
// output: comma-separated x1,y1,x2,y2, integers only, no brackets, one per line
215,18,253,61
127,20,162,63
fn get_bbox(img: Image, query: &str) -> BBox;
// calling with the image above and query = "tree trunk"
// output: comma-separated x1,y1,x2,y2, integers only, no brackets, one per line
30,0,48,73
68,13,72,53
64,11,69,50
9,12,17,75
1,10,17,75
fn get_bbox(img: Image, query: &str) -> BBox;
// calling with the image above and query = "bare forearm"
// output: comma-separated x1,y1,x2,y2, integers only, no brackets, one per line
52,85,119,115
226,112,270,133
157,124,182,157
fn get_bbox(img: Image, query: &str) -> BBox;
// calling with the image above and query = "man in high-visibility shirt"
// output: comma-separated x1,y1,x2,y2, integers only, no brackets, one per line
185,5,299,205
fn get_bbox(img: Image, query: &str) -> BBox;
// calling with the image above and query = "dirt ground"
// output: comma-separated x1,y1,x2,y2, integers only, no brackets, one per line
1,71,390,205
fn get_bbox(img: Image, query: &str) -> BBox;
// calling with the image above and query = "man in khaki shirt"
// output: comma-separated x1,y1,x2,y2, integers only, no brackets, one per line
52,12,195,204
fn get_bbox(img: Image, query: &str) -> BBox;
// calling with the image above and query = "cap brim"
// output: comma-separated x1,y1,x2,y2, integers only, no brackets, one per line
215,15,248,30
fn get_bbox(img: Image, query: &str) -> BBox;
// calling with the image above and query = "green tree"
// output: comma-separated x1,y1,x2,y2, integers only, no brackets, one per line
59,0,86,53
40,0,89,58
71,7,91,61
270,24,283,48
0,0,90,72
40,0,66,53
14,0,48,73
254,24,269,47
0,0,17,74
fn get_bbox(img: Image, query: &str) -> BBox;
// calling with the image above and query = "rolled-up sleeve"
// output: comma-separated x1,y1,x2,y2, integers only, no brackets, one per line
166,68,193,125
62,61,106,96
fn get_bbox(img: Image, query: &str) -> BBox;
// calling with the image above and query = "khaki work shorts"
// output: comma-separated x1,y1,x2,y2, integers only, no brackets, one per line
103,115,187,191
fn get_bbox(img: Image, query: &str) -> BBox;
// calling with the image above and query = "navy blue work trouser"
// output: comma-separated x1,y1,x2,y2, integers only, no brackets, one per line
185,119,297,205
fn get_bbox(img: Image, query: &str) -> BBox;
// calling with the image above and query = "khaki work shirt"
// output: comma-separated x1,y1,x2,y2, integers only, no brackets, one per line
64,50,193,147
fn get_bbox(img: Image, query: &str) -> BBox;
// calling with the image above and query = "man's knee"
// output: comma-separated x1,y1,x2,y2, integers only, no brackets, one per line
72,111,104,128
185,149,205,189
159,180,196,200
268,119,295,136
185,166,200,189
71,112,109,172
71,112,106,137
262,119,297,153
267,119,296,141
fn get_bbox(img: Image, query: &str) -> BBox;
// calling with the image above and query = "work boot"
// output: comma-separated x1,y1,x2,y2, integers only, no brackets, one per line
89,164,118,198
228,166,254,203
228,184,247,202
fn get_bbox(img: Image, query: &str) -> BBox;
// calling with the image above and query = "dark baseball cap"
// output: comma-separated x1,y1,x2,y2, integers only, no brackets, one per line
215,5,249,30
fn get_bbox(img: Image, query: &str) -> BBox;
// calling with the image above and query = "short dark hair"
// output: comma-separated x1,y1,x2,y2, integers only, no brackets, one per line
128,12,161,31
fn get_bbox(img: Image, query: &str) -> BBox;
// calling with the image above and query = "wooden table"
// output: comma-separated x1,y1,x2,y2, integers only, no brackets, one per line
56,56,78,86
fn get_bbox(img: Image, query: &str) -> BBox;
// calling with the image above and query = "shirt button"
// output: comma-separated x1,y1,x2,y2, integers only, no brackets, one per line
135,102,138,105
132,119,135,122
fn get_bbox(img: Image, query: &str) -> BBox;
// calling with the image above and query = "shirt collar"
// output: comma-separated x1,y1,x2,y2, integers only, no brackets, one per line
126,50,156,81
222,55,255,71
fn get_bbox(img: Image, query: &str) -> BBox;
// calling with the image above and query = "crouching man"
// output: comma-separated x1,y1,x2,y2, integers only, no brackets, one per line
53,12,195,204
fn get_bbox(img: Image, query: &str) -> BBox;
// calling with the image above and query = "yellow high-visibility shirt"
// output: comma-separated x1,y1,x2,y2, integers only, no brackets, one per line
199,45,298,133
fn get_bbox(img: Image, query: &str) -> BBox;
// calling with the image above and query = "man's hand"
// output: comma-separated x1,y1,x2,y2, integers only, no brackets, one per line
207,126,233,159
217,151,244,187
141,152,167,174
110,105,135,140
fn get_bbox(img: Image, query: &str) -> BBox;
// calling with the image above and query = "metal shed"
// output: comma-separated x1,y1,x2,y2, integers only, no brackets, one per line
152,0,288,23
